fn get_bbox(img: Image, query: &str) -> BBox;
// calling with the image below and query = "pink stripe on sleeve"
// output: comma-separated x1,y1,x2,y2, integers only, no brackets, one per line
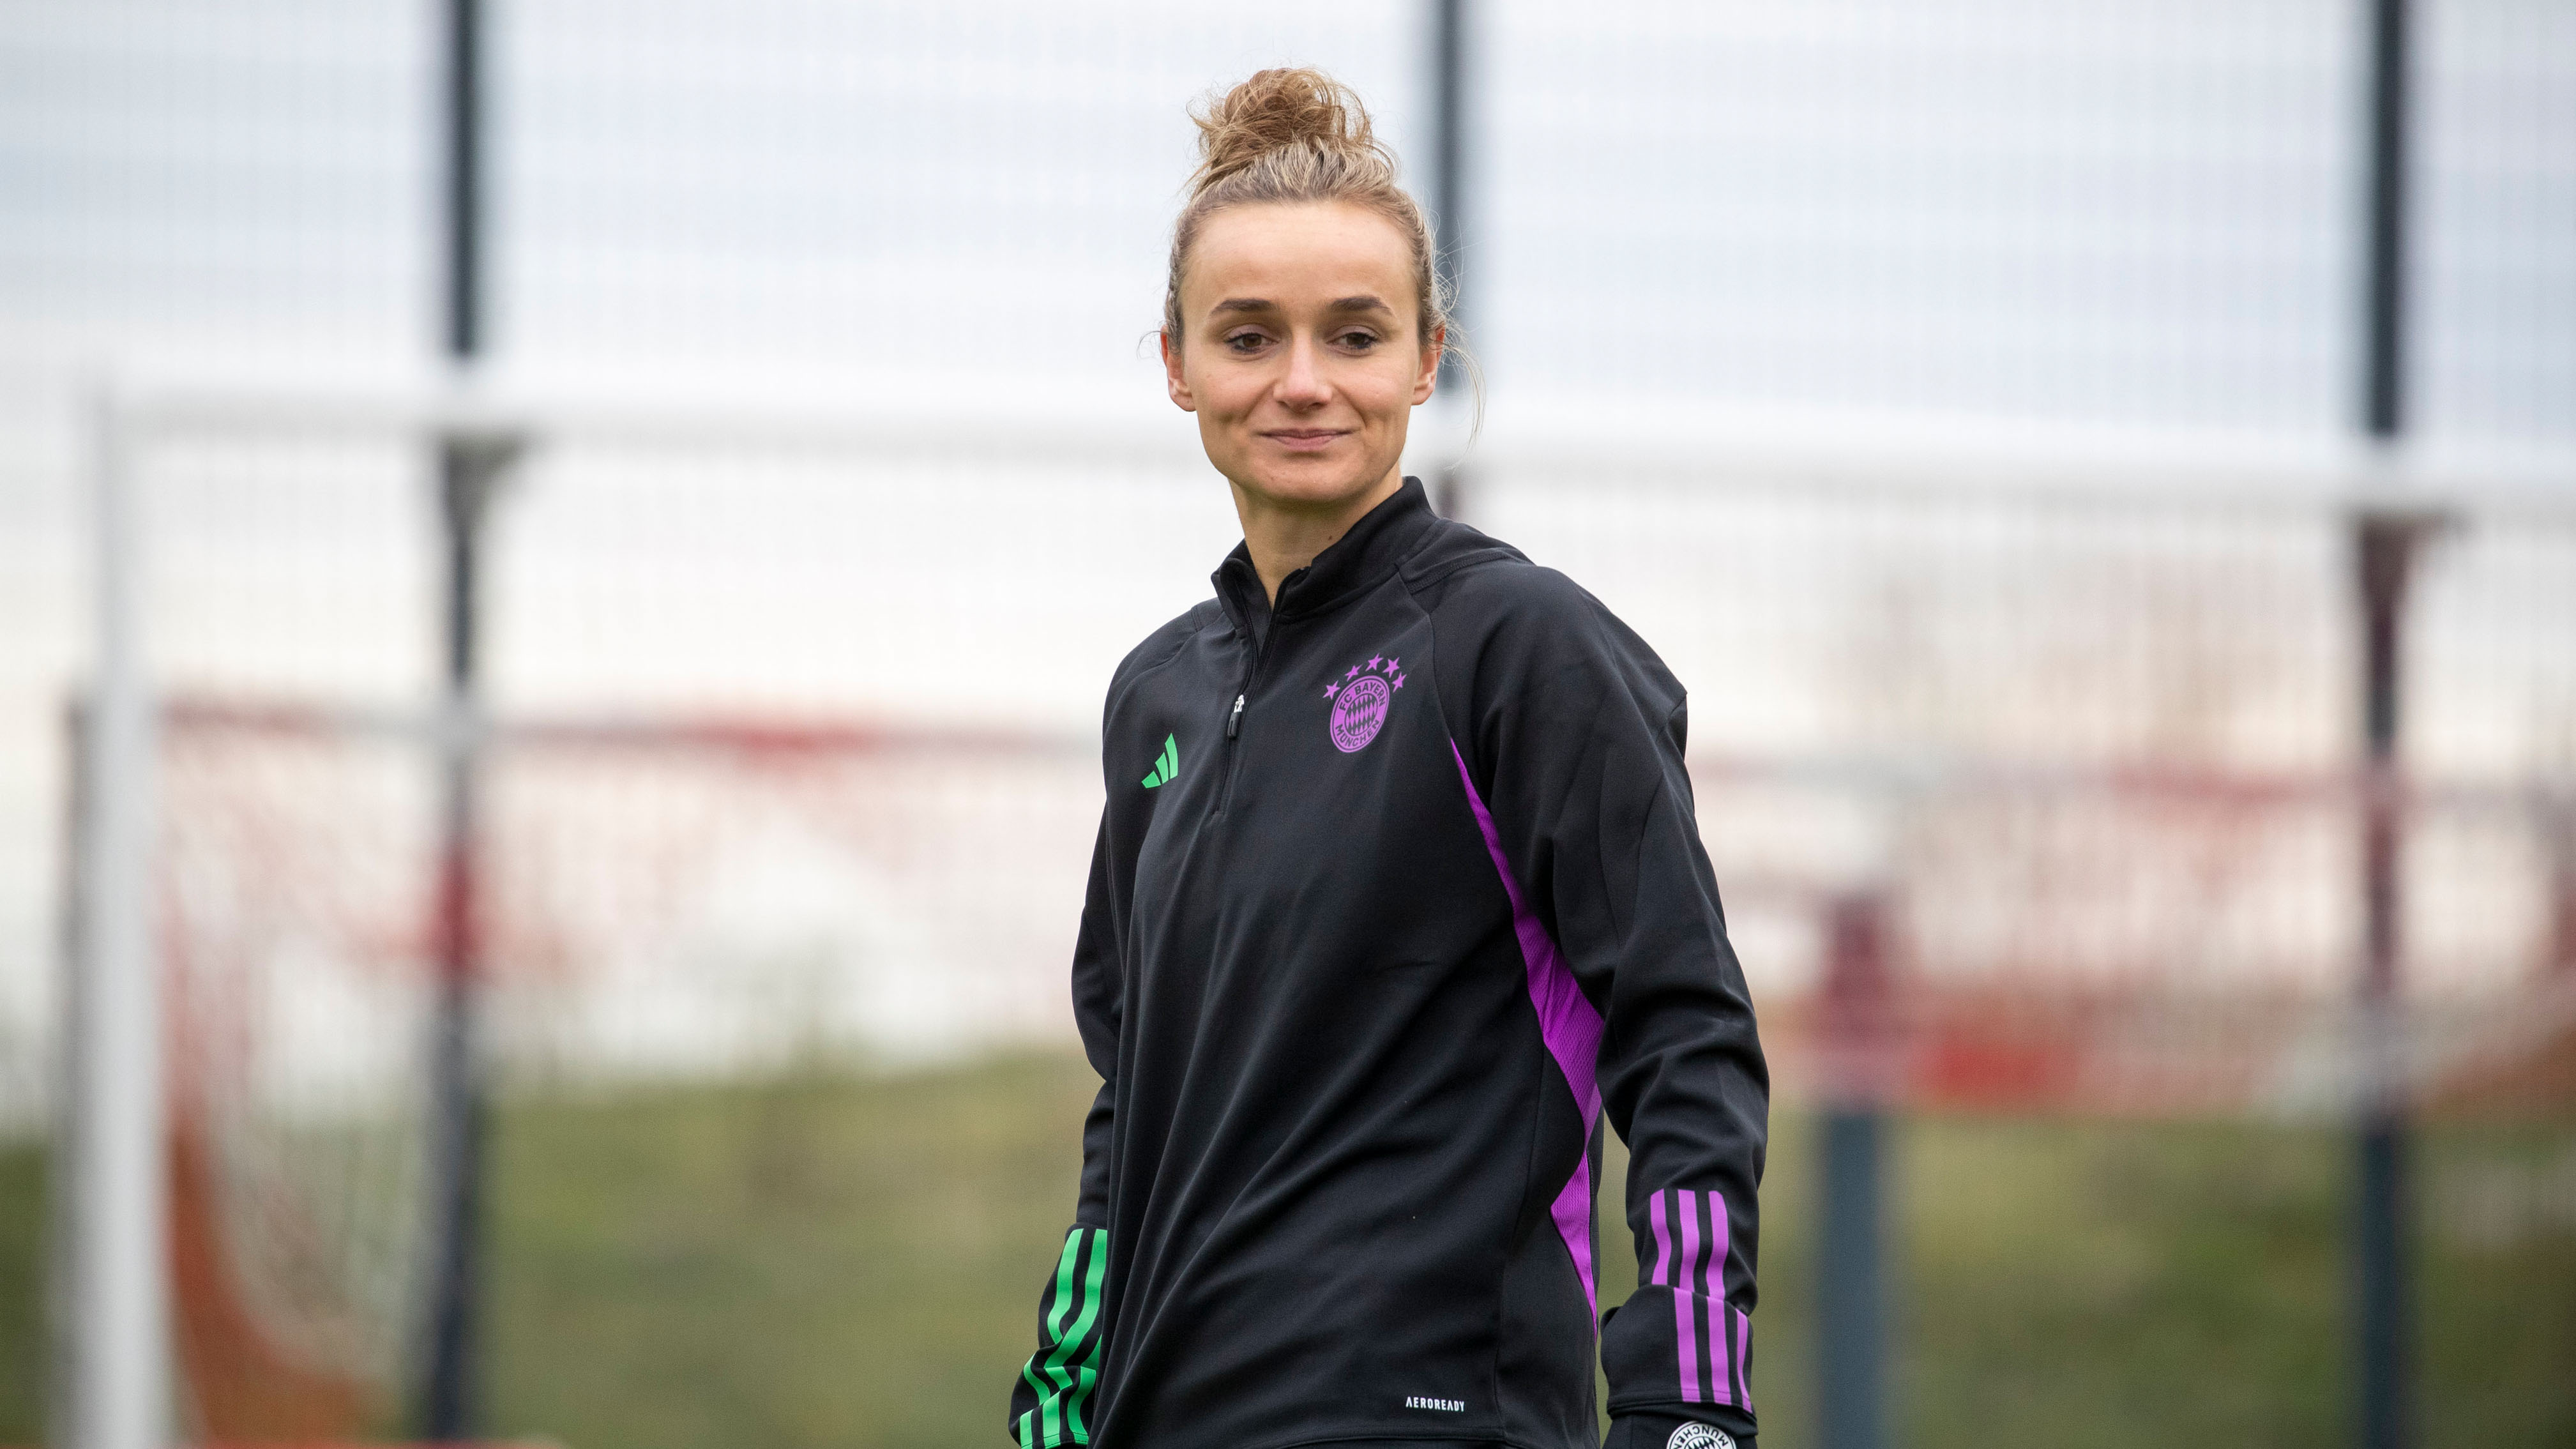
1704,1190,1732,1402
1449,741,1605,1320
1674,1192,1704,1401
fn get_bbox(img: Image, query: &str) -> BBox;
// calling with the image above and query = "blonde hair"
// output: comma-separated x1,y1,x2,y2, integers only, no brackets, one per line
1163,67,1473,401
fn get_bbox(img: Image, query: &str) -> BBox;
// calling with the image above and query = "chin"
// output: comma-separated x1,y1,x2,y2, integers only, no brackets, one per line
1239,453,1395,509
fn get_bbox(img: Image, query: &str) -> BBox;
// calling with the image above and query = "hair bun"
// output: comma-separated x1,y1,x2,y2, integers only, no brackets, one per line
1190,67,1386,197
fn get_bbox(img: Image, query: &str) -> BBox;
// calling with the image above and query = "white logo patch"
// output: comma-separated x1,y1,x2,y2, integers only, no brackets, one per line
1665,1423,1734,1449
1404,1395,1467,1413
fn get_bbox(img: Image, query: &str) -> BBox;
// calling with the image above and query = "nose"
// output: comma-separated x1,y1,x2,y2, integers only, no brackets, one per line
1277,335,1331,409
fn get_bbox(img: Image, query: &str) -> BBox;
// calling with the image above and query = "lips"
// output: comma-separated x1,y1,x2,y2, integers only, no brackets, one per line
1262,429,1349,451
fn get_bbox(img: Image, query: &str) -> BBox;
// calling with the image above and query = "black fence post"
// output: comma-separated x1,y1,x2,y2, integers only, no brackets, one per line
2351,3,2414,1446
1429,0,1470,521
2363,0,2407,443
2351,511,2437,1449
420,448,494,1440
421,0,494,1436
1819,891,1894,1449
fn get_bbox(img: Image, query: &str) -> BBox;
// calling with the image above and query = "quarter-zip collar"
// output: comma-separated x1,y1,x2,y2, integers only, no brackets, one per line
1212,476,1438,644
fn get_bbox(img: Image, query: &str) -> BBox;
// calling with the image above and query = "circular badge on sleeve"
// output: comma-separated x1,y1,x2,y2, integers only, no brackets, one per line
1665,1423,1734,1449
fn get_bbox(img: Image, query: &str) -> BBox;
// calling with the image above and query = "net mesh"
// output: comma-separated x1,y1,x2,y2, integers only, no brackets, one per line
161,706,431,1433
153,699,1102,1432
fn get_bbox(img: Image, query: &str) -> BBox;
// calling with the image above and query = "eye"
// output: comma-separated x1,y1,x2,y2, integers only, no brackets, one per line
1334,330,1381,351
1224,329,1272,354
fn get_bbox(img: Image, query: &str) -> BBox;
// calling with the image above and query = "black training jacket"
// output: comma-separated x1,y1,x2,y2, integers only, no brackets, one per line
1009,479,1768,1449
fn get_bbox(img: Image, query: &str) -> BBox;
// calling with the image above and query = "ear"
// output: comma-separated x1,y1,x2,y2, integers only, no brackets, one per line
1411,324,1444,406
1161,330,1196,413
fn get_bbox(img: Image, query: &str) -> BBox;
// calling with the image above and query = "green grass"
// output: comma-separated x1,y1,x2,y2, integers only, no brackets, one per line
483,1055,1096,1449
0,1057,2567,1446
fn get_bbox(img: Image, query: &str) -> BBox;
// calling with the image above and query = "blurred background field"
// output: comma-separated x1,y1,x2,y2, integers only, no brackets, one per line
3,1054,2572,1446
6,1,2576,1445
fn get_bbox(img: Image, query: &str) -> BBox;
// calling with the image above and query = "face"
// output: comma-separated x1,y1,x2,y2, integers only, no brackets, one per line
1163,201,1441,513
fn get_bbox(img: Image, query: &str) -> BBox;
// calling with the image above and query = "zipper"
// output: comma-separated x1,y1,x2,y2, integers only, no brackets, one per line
1214,627,1273,817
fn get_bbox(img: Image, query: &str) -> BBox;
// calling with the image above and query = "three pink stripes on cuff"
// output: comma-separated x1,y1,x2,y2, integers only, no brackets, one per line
1647,1187,1751,1409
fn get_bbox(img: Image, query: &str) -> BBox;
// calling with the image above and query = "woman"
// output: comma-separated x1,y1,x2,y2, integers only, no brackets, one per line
1010,69,1766,1449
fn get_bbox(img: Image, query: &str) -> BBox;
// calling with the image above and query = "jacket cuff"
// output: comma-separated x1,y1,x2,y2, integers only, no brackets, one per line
1606,1406,1756,1449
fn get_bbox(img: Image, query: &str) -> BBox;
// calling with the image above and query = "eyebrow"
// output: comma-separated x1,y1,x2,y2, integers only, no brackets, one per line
1209,295,1396,317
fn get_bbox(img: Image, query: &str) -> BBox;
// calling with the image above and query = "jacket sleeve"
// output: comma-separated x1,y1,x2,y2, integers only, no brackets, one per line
1006,811,1119,1448
1459,574,1769,1445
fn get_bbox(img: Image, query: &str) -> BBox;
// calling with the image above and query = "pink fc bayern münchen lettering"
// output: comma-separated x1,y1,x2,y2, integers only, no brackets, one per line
1329,672,1391,752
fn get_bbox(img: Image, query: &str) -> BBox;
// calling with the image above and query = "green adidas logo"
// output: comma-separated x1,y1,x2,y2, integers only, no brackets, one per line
1140,734,1180,789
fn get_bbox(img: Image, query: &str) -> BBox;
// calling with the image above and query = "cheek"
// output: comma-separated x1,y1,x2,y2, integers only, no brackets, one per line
1353,355,1422,413
1188,360,1264,419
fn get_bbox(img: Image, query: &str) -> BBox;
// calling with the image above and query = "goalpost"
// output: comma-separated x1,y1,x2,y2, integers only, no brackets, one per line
54,371,1197,1443
62,381,169,1449
57,368,2576,1443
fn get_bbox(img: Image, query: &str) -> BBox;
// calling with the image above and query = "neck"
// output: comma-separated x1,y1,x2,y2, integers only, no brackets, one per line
1231,466,1406,603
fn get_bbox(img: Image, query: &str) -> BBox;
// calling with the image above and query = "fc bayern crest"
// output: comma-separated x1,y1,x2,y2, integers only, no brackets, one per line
1664,1423,1734,1449
1322,651,1406,753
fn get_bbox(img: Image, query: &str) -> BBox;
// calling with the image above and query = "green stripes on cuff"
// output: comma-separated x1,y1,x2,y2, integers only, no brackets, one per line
1016,1226,1109,1448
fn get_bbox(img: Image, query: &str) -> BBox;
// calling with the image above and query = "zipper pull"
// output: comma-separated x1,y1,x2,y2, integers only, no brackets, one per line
1226,694,1245,739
